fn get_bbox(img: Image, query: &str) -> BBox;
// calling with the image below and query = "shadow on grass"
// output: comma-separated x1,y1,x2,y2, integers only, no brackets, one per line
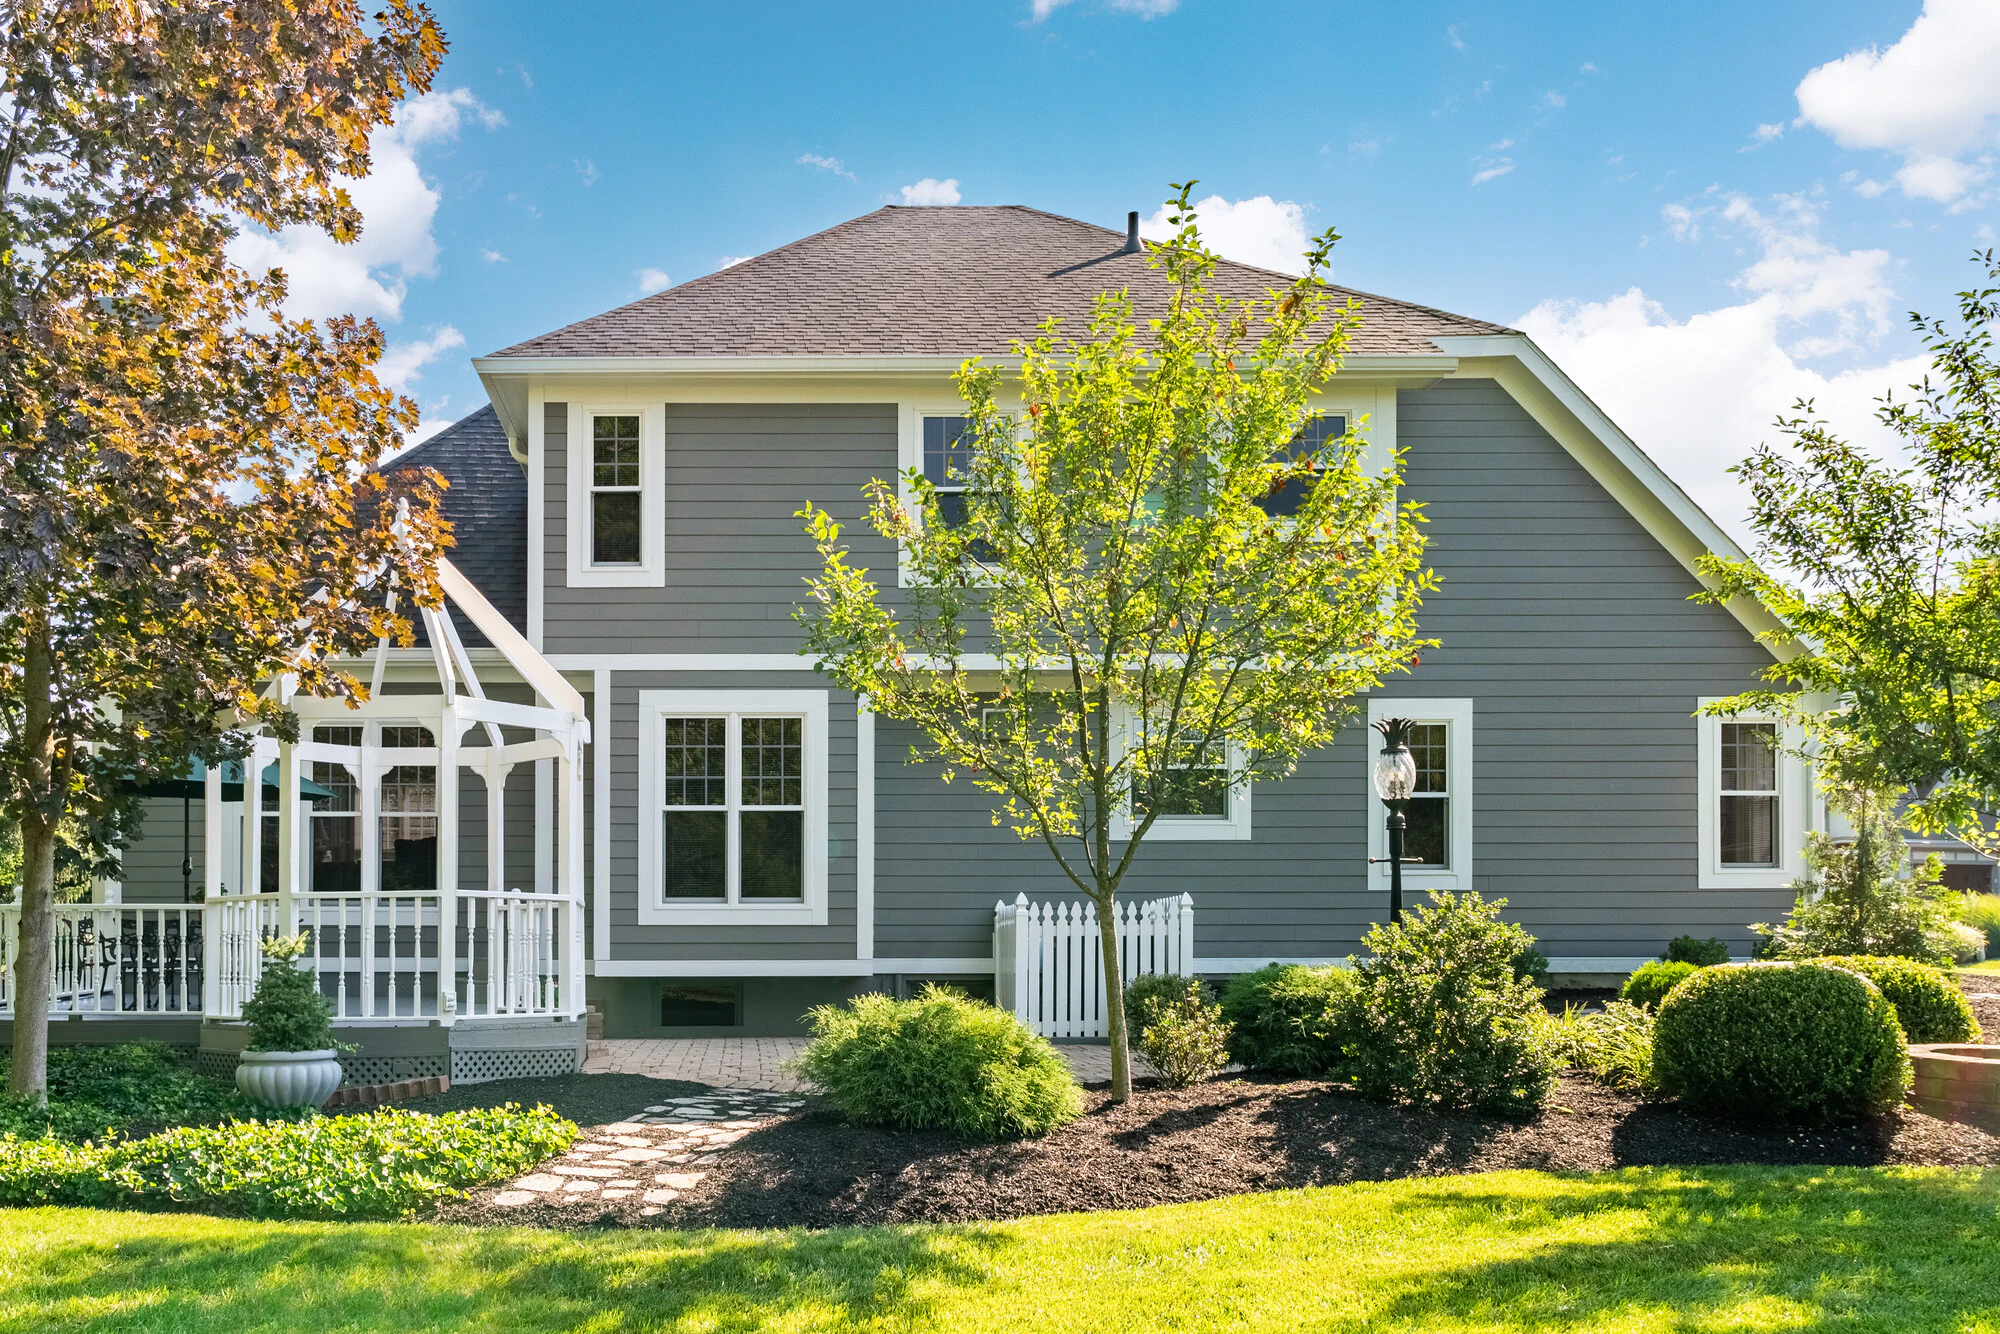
1370,1168,2000,1331
4,1212,1006,1333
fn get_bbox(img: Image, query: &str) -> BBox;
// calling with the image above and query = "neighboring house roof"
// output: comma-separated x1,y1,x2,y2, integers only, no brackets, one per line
487,205,1514,360
376,404,525,645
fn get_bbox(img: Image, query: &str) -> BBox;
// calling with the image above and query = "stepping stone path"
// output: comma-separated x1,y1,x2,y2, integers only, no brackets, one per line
491,1088,803,1216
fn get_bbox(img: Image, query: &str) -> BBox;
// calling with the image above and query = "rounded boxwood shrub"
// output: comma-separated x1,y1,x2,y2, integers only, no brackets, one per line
1664,935,1732,966
1217,963,1360,1078
1621,960,1700,1010
1123,972,1202,1033
1814,955,1981,1044
1653,962,1911,1123
1346,892,1559,1116
793,985,1083,1140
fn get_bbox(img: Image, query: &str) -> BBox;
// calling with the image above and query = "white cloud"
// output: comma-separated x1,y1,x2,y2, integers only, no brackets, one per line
1581,62,1599,73
574,159,599,187
1349,137,1382,157
1794,0,2000,202
376,326,464,401
718,254,753,269
898,177,961,206
796,153,856,181
636,268,672,295
1741,122,1785,151
1541,90,1567,109
228,88,503,323
1139,194,1311,274
1517,195,1917,545
1446,24,1466,50
1472,157,1515,185
1031,0,1176,18
479,248,506,264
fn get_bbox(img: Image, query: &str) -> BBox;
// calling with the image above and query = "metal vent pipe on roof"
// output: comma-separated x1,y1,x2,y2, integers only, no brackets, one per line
1122,211,1141,254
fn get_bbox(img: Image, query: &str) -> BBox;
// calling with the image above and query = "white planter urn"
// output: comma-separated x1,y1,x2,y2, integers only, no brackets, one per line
235,1049,344,1109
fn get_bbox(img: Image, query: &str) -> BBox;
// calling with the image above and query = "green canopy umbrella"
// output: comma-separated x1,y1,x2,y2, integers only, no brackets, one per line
125,760,336,902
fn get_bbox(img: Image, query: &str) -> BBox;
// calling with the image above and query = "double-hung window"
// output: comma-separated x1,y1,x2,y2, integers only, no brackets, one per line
1259,413,1348,518
308,725,362,894
378,725,438,893
922,415,976,532
566,404,663,587
1367,698,1474,888
1113,710,1253,841
637,690,830,924
1698,704,1802,887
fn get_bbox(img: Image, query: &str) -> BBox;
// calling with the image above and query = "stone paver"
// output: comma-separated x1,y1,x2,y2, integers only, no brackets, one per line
581,1037,1157,1090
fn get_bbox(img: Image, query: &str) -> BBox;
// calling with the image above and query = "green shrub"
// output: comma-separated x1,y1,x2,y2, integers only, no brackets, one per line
241,934,338,1052
793,985,1082,1139
1664,935,1732,966
1653,962,1910,1123
1815,955,1981,1043
1953,891,2000,952
1217,963,1361,1078
1123,972,1201,1034
1346,892,1560,1116
0,1042,290,1143
1136,983,1231,1089
0,1104,572,1219
1542,1001,1655,1091
1944,920,1987,964
1621,960,1700,1010
1511,946,1549,986
1755,786,1960,965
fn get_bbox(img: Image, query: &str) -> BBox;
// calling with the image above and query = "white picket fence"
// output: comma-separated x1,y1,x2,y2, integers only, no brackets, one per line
993,892,1196,1038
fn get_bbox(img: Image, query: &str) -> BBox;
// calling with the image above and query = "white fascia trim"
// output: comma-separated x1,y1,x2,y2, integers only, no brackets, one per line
1696,698,1809,890
546,653,822,672
591,959,875,978
1548,956,1679,974
592,669,610,965
565,402,666,589
872,957,997,974
1432,334,1791,658
856,698,875,962
527,382,545,649
472,353,1459,378
633,688,830,926
1366,697,1474,892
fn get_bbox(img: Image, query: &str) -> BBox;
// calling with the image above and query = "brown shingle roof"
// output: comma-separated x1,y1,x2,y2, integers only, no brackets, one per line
489,205,1513,360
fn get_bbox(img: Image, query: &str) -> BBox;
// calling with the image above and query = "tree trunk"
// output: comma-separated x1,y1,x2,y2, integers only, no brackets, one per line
6,817,55,1103
1097,897,1131,1102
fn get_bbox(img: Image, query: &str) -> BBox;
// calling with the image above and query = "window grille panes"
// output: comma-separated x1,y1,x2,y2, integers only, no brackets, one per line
592,415,640,486
662,718,727,807
381,725,435,748
741,717,803,807
1720,721,1779,867
309,745,360,896
380,760,438,893
1405,722,1449,866
1133,738,1229,820
1259,414,1347,517
922,415,975,488
590,413,643,565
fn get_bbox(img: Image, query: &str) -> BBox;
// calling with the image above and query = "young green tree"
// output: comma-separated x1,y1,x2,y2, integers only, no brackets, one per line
1698,252,2000,848
0,2,451,1101
796,186,1435,1100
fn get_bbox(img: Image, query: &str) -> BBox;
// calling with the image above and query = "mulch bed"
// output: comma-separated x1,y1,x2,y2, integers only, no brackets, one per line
1958,975,2000,1038
446,1072,2000,1232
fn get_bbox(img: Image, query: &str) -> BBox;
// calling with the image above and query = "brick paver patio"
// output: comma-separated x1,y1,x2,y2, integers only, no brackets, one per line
581,1038,1156,1090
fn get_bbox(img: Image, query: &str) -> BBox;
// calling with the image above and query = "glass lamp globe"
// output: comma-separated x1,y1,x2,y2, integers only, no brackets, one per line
1372,747,1417,802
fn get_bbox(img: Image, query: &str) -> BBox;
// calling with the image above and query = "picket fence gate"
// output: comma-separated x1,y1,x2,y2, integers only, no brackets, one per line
992,892,1196,1038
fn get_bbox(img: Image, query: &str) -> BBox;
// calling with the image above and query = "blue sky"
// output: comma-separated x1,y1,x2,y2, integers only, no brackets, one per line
259,0,2000,542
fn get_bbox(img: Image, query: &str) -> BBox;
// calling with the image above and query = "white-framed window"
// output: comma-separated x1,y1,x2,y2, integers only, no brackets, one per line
566,403,664,587
1366,698,1473,890
1110,705,1253,842
1697,702,1806,889
636,689,829,925
1259,412,1351,517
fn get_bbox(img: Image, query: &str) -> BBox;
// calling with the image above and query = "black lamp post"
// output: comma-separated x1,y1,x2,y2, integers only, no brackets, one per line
1369,717,1419,923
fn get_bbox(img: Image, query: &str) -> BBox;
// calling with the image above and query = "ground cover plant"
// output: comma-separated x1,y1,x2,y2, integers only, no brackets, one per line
10,1168,2000,1332
1345,892,1558,1115
0,1043,282,1143
1816,954,1982,1043
1621,960,1699,1010
1654,962,1910,1123
1217,962,1360,1077
1664,935,1731,965
0,1104,572,1220
793,985,1083,1139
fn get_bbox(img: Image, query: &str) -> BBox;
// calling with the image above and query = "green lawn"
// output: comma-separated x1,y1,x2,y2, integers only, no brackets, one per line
1960,958,2000,975
3,1168,1998,1332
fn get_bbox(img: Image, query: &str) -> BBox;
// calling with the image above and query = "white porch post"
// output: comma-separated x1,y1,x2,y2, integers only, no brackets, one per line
276,738,299,932
201,762,223,1016
438,702,460,1023
557,729,585,1018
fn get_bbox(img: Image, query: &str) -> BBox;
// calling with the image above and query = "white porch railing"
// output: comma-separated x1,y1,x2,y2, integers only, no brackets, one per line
0,904,206,1016
993,892,1196,1038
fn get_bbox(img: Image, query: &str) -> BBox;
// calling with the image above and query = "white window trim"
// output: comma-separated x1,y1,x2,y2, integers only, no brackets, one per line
1365,697,1473,891
566,403,665,588
635,689,829,925
1108,704,1253,842
1697,699,1807,890
897,402,987,588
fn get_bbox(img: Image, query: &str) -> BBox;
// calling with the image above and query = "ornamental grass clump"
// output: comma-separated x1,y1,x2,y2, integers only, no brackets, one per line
1346,891,1559,1116
1217,963,1361,1078
0,1104,573,1219
1621,960,1700,1010
793,985,1083,1140
1134,982,1232,1089
1542,1002,1656,1091
1653,961,1910,1123
1813,955,1981,1044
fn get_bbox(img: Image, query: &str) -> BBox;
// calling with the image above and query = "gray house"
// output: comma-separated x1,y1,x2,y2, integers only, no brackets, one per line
88,204,1813,1043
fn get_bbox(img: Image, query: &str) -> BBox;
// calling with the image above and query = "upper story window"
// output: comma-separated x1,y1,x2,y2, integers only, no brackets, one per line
590,414,643,565
923,415,976,532
1367,698,1474,888
636,689,830,926
1259,413,1348,517
566,403,664,588
1698,704,1802,888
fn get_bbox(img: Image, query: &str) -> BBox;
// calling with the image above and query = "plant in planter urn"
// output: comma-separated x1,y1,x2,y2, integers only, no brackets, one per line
235,934,345,1110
